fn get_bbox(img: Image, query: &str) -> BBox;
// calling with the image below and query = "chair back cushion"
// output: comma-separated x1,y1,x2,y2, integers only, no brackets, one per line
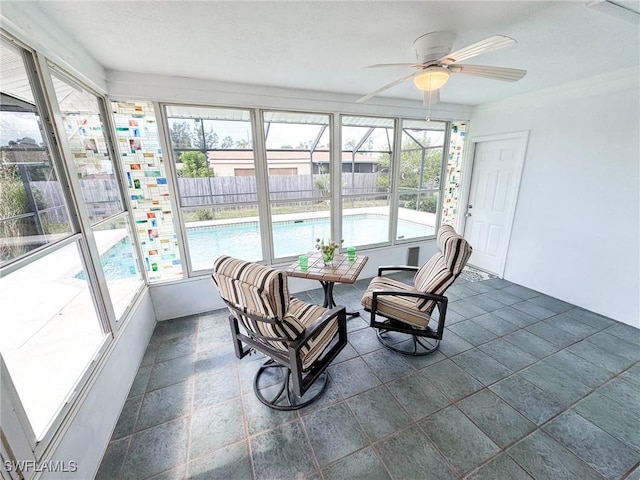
212,256,304,352
414,225,472,312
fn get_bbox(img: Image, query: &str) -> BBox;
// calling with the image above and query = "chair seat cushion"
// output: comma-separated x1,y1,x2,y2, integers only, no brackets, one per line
361,276,433,328
287,298,339,370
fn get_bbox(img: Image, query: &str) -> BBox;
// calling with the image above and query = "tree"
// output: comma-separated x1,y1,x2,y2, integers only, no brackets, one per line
178,151,213,178
221,136,234,149
170,121,194,148
376,138,442,190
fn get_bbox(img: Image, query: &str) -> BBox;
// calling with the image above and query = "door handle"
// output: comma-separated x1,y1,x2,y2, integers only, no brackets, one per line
465,213,472,218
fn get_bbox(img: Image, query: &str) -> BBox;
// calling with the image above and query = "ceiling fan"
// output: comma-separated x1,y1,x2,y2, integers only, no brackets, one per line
356,31,527,106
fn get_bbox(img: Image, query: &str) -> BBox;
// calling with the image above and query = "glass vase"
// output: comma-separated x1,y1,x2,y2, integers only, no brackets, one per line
322,250,334,266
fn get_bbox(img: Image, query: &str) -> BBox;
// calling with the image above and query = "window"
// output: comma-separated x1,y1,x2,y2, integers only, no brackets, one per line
263,111,332,260
0,37,110,443
340,116,394,248
51,69,144,321
166,105,261,270
396,119,448,241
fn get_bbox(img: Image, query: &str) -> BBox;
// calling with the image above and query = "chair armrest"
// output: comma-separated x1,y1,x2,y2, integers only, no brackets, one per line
289,306,347,351
378,265,419,276
372,289,447,303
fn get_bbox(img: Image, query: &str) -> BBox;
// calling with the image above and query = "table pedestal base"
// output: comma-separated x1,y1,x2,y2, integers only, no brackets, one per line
320,281,360,317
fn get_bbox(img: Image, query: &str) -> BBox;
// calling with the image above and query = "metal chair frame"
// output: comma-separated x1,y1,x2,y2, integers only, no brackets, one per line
224,300,347,410
365,266,449,356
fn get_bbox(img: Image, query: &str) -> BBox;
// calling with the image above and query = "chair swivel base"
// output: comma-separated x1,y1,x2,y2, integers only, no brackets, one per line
375,328,440,356
253,359,328,410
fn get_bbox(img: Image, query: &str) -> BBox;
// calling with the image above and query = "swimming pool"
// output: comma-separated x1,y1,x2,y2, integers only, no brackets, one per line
88,214,433,278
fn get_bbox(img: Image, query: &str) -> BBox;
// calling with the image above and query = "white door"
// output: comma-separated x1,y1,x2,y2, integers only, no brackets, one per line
464,133,528,276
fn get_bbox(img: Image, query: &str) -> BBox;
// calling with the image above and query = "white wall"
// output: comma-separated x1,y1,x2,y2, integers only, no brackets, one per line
470,68,640,327
42,290,157,480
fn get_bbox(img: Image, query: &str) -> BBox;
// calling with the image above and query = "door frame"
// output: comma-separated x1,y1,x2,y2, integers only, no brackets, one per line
458,130,529,277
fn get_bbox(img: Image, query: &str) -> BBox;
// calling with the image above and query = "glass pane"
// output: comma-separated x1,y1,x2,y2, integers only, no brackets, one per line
0,240,107,439
341,116,393,196
182,203,262,270
50,69,123,223
1,38,72,265
398,192,439,240
341,197,391,247
400,119,446,190
264,112,331,201
442,122,468,226
271,201,332,259
91,213,144,319
112,101,182,282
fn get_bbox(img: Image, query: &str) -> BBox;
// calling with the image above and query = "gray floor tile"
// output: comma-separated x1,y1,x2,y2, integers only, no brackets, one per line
501,285,540,300
449,298,490,319
333,342,359,364
187,441,251,480
567,341,634,374
598,376,640,415
586,331,640,362
422,359,483,402
347,385,412,442
451,348,513,386
511,300,556,320
469,293,507,312
457,389,535,448
140,344,159,368
348,327,384,355
387,371,450,420
464,280,496,294
563,307,615,330
95,437,130,480
448,320,498,346
620,363,640,388
194,347,238,376
136,380,193,431
448,284,478,299
189,399,245,460
362,347,414,383
375,425,457,480
128,365,152,398
123,417,189,480
574,391,640,452
147,354,195,392
528,294,574,313
149,465,186,480
490,375,565,425
548,312,600,338
492,306,539,328
508,430,603,480
465,453,531,480
321,447,391,480
605,322,640,346
250,420,316,479
328,357,381,398
541,350,614,388
482,278,514,289
439,330,475,357
155,333,197,362
420,406,500,475
193,366,239,410
483,289,523,306
302,402,368,467
503,330,559,359
112,395,143,440
242,383,298,435
150,317,198,345
543,410,639,479
471,312,520,336
399,349,447,370
479,338,538,372
519,362,592,407
526,321,582,348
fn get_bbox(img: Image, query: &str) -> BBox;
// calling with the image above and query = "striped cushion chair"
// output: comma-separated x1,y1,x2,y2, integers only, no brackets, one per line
212,256,347,410
361,225,472,355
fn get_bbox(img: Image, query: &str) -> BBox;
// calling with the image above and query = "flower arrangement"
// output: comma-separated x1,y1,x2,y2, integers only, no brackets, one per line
315,238,343,265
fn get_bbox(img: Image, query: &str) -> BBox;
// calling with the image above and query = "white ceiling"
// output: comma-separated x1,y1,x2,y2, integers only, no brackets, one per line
24,1,640,106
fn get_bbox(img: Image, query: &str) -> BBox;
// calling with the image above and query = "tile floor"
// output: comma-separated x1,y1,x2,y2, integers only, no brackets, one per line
97,273,640,480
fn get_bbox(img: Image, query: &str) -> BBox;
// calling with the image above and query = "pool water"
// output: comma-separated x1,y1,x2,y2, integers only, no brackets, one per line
88,214,432,278
187,214,432,271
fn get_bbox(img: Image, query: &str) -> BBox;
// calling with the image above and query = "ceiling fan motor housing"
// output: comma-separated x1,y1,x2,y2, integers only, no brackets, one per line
413,31,456,64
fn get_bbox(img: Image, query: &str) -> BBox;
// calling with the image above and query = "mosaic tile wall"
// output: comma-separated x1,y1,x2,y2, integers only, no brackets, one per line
442,122,467,226
111,101,182,281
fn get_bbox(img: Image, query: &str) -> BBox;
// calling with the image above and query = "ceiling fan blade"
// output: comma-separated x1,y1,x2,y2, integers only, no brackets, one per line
364,63,422,69
438,35,516,65
448,64,526,82
423,89,440,107
356,72,417,103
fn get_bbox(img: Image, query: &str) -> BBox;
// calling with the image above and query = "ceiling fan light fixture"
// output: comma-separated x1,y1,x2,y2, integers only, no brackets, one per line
413,67,450,91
